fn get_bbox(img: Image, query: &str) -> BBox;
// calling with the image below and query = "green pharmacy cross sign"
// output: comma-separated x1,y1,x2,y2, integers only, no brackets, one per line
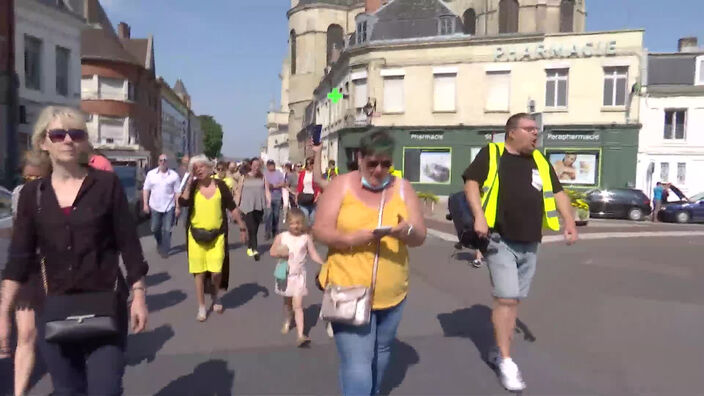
328,87,343,103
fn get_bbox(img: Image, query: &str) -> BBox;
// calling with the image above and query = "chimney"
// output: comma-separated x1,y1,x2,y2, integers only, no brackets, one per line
366,0,382,13
117,22,131,39
678,37,698,53
84,0,98,24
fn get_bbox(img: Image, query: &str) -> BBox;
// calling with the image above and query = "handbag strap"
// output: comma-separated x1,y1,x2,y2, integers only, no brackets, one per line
369,188,387,303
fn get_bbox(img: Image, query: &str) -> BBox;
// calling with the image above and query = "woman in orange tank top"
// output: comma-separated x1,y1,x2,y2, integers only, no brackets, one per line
313,130,427,395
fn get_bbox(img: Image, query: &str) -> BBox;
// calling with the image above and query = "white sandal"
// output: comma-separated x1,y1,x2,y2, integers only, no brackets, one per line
197,307,207,322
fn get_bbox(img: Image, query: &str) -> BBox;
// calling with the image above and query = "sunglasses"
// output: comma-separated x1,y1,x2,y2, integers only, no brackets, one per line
366,159,392,169
47,129,87,143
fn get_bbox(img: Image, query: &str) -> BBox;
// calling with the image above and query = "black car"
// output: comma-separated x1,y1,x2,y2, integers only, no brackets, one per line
585,188,652,221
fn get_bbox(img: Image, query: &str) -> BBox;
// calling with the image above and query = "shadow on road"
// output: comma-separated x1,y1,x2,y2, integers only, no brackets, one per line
303,303,321,336
154,359,234,396
437,305,536,365
146,272,171,287
127,324,175,366
221,282,269,310
147,290,188,312
379,339,420,395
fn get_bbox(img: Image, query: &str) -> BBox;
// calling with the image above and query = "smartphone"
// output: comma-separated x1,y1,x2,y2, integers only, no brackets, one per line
310,124,323,145
373,226,393,236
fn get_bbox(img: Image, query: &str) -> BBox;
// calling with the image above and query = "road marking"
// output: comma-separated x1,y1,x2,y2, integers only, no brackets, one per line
427,228,704,244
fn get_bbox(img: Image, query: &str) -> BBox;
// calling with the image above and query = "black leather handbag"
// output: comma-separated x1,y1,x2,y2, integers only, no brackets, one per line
298,193,315,206
190,226,223,243
35,185,121,343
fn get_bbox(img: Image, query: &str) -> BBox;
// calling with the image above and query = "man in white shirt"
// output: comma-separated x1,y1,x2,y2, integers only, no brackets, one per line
143,154,181,258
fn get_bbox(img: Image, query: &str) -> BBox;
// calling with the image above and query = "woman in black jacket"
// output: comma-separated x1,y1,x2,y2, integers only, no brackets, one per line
0,106,148,395
179,155,247,322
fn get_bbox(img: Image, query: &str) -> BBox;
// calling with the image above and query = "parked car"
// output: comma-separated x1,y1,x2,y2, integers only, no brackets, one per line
0,186,13,229
658,191,704,223
114,165,148,223
585,188,652,221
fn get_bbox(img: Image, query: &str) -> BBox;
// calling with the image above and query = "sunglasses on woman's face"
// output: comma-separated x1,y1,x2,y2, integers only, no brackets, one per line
365,159,392,169
46,129,88,143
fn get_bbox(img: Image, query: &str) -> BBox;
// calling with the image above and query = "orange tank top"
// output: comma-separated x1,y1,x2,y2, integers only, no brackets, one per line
323,182,409,310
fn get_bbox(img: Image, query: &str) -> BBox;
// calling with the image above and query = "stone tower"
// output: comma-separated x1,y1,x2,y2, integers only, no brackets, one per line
442,0,586,36
285,0,365,162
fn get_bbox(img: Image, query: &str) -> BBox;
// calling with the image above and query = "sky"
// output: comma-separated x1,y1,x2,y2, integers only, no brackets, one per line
100,0,703,158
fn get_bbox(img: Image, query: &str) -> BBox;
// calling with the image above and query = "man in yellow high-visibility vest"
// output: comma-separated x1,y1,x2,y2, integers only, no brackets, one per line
463,113,577,392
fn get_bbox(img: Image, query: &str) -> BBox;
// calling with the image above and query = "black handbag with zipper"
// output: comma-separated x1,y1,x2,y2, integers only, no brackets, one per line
35,184,122,343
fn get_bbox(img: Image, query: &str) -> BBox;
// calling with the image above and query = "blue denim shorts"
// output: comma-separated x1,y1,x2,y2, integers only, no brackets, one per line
485,234,539,299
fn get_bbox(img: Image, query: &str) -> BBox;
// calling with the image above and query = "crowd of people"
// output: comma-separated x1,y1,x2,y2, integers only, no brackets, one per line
0,106,580,395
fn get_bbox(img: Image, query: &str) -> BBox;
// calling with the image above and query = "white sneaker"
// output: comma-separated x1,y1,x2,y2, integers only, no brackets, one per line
498,357,526,392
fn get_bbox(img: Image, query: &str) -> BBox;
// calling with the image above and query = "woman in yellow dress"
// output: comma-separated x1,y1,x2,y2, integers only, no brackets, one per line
178,155,247,322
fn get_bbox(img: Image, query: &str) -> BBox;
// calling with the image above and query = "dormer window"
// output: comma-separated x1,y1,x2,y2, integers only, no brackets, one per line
356,21,368,44
439,16,455,35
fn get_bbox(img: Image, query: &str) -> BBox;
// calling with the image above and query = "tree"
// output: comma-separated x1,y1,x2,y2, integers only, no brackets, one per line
199,115,224,159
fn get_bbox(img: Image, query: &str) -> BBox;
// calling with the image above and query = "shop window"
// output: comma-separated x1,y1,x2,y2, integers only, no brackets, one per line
545,69,568,108
660,162,669,182
403,147,452,184
486,71,510,112
463,9,476,35
24,35,42,90
434,73,456,112
677,162,686,185
546,149,600,186
383,76,404,113
696,56,704,85
663,109,686,140
55,46,70,96
499,0,519,34
559,0,575,33
603,67,628,106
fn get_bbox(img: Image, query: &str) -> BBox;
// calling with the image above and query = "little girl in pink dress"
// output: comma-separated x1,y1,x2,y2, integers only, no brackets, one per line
270,208,324,347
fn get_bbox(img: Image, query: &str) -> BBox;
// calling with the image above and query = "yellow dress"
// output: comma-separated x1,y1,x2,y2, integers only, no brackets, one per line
188,188,226,274
214,175,234,191
323,183,409,310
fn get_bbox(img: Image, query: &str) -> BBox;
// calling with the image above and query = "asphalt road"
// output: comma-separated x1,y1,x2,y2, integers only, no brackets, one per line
2,220,703,395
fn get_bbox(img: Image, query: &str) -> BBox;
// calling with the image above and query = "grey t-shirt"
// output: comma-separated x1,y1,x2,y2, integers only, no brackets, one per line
239,177,267,214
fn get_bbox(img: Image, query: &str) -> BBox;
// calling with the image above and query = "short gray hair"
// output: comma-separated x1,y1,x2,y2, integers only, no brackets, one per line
189,154,214,171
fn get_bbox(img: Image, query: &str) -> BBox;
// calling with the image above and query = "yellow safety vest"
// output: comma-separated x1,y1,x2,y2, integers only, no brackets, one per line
480,143,560,231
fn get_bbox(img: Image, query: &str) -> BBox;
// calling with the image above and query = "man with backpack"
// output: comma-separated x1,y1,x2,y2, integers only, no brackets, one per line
463,113,578,392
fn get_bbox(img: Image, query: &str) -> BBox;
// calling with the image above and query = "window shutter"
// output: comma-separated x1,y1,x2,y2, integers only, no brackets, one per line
486,71,510,112
354,79,368,109
434,74,456,112
383,77,404,113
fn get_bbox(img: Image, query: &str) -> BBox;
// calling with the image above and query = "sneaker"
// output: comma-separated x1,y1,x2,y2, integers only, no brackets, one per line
196,306,207,322
254,251,260,261
498,357,526,392
246,249,254,257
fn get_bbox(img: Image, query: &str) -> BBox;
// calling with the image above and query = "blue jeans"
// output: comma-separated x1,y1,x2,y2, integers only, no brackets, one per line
332,298,406,396
150,208,175,256
265,193,282,236
299,204,316,226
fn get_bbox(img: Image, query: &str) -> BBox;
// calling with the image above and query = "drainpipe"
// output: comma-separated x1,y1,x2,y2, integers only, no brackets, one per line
484,0,488,36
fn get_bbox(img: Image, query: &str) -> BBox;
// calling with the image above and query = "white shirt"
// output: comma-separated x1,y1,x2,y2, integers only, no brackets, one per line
144,168,181,212
302,171,314,194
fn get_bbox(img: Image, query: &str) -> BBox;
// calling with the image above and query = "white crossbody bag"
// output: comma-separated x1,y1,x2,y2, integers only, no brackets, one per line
320,188,387,326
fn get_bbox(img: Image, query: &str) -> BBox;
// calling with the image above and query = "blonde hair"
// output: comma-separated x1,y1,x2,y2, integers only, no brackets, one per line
21,150,51,175
189,154,214,172
31,106,89,152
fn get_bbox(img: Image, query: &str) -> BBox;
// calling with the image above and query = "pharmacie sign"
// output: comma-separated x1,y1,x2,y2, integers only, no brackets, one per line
410,132,444,141
495,41,617,62
545,132,601,142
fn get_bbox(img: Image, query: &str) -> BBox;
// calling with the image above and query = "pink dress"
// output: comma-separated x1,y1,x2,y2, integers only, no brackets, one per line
274,231,309,297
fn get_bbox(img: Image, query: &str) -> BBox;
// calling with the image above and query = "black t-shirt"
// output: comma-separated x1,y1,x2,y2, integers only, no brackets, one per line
462,146,563,242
